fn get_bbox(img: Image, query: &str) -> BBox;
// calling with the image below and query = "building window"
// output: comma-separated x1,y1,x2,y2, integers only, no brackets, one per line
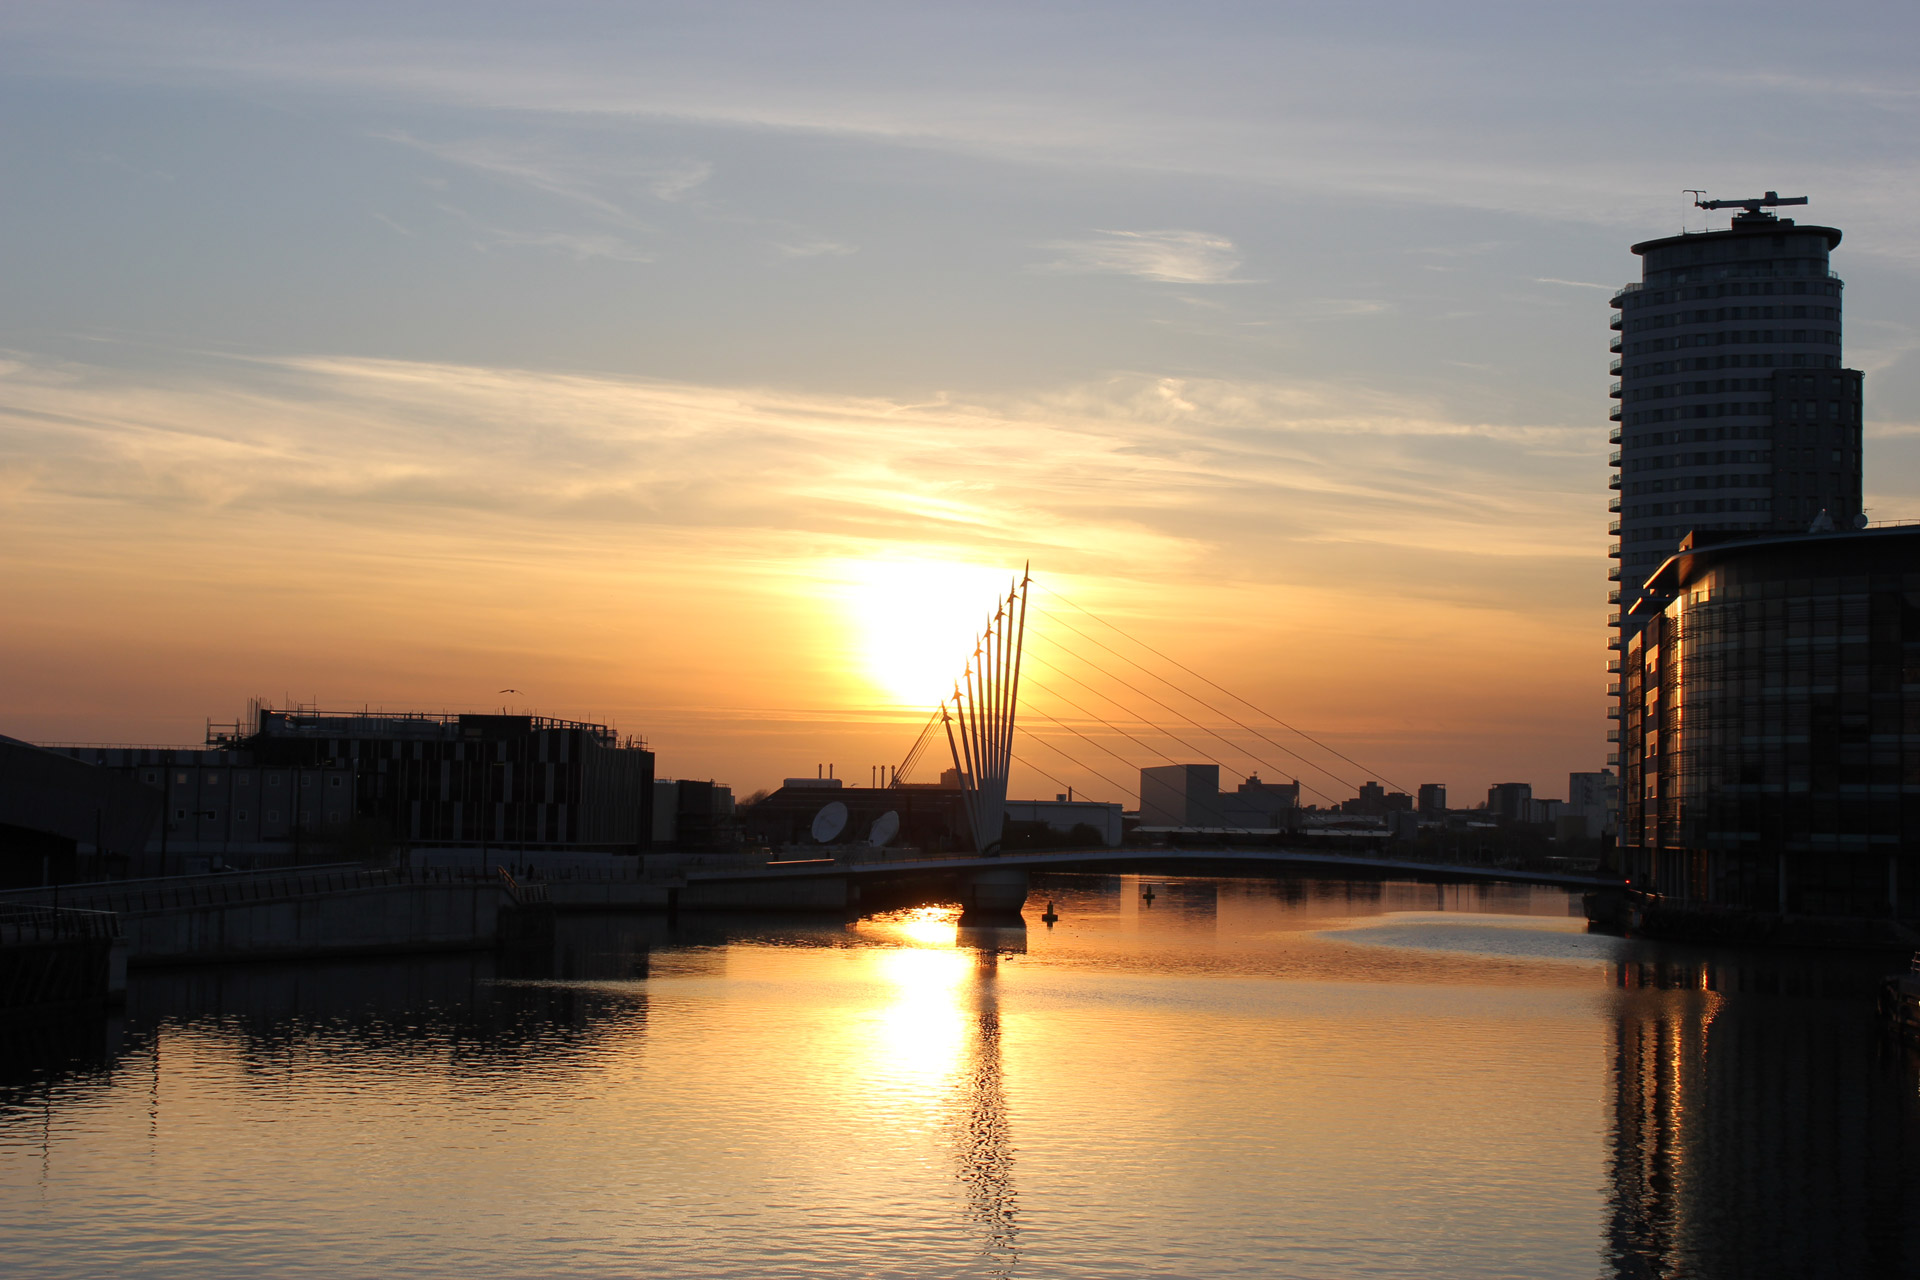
267,810,280,823
238,775,251,787
174,808,186,820
236,810,249,822
206,773,220,785
143,771,157,784
176,773,188,785
269,775,282,788
330,776,342,788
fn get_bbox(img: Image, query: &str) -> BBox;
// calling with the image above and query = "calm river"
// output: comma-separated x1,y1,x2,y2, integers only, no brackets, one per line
3,874,1917,1279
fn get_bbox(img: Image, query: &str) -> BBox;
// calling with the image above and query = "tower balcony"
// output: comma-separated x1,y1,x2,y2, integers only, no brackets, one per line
1609,449,1621,466
1609,405,1623,422
1609,380,1622,398
1609,311,1625,331
1607,612,1621,627
1608,473,1622,490
1607,704,1622,719
1608,496,1622,513
1607,634,1623,651
1607,659,1621,673
1610,335,1623,353
1607,752,1619,766
1607,564,1622,581
1607,587,1621,602
1607,682,1621,697
1610,358,1623,375
1606,728,1620,742
1609,427,1622,444
1607,519,1620,534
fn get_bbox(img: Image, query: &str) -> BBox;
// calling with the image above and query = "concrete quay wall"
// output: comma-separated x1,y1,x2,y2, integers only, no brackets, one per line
122,881,503,965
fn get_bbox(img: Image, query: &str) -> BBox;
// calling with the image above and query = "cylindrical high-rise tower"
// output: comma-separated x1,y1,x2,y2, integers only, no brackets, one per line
1606,195,1864,669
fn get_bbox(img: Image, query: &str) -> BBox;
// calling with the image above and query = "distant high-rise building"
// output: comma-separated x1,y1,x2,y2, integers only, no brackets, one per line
1139,763,1223,827
1610,194,1863,639
1486,782,1533,823
1417,783,1447,818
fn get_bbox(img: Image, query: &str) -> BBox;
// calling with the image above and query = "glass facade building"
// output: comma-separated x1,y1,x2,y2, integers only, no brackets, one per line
1619,527,1920,918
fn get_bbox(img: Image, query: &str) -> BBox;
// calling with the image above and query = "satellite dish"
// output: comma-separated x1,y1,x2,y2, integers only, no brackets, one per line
868,810,900,848
811,801,848,844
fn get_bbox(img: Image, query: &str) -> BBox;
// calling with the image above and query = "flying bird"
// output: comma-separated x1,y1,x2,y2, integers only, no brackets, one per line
499,688,520,694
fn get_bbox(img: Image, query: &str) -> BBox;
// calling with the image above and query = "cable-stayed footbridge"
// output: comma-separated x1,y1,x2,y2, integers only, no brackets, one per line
768,568,1622,920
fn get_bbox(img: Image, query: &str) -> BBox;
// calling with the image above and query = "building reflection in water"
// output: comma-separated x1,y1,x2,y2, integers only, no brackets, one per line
1604,954,1920,1280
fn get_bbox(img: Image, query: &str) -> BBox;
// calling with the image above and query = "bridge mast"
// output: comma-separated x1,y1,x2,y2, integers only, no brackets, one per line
944,571,1029,856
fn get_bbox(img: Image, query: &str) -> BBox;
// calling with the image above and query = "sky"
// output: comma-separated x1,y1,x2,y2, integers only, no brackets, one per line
4,1,1919,804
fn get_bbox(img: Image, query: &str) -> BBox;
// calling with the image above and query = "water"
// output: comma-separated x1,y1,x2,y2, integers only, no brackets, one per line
3,874,1917,1279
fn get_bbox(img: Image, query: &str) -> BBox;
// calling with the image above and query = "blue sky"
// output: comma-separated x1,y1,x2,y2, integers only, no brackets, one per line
4,1,1917,797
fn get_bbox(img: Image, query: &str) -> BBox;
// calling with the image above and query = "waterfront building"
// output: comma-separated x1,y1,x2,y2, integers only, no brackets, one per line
1618,526,1920,917
0,736,160,886
1608,194,1865,789
742,783,968,852
1417,783,1447,818
47,705,655,868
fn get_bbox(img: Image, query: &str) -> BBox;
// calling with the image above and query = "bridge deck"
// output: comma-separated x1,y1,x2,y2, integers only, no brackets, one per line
690,847,1623,891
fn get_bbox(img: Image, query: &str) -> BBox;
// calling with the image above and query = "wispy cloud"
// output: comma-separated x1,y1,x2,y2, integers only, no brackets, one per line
773,238,857,259
1533,277,1612,290
1038,230,1244,284
0,349,1597,574
433,203,652,262
377,131,709,223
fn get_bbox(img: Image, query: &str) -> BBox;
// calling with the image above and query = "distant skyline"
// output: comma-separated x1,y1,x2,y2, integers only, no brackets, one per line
4,1,1918,801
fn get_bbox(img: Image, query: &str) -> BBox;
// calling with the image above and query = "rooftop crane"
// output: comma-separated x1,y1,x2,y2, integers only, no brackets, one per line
1691,190,1809,216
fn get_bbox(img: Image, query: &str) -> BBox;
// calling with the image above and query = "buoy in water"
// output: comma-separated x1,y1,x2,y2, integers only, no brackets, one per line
1041,900,1059,926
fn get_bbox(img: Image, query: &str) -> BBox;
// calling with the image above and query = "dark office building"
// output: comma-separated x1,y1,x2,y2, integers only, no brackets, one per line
0,736,160,885
1618,526,1920,917
221,707,655,853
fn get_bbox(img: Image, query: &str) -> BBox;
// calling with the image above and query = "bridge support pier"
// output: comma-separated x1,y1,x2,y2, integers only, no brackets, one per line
958,868,1028,927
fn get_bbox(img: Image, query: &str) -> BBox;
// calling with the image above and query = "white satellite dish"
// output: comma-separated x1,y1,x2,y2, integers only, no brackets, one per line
811,801,849,844
868,810,900,848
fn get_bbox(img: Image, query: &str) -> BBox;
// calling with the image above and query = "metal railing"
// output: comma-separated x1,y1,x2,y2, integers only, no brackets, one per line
0,904,121,945
0,864,530,916
497,868,551,908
